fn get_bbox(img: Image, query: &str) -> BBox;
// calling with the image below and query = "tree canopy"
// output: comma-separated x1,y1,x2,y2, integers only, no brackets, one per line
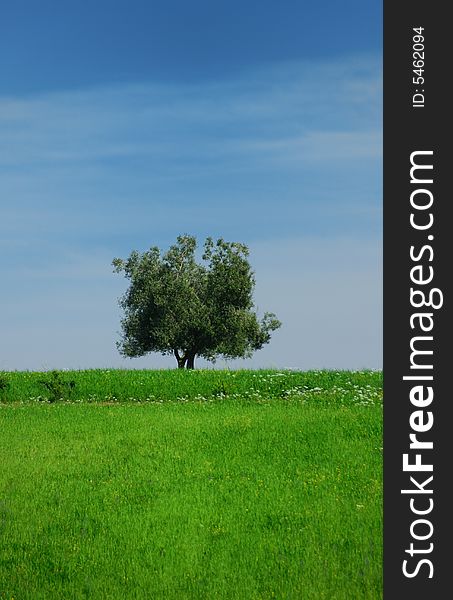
112,235,281,369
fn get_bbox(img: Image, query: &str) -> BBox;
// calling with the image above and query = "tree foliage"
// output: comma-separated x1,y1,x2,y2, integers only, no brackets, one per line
113,235,281,368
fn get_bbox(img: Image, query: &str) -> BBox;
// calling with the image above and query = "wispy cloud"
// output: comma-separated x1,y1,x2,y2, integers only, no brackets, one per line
0,54,380,168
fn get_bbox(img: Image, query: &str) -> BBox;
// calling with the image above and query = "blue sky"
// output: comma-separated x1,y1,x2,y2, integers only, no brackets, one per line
0,1,382,371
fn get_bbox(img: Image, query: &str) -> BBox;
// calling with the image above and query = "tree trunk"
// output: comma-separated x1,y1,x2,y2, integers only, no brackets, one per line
186,352,196,369
174,349,187,369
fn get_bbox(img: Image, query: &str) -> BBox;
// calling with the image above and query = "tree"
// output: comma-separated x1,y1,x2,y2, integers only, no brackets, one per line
112,235,281,369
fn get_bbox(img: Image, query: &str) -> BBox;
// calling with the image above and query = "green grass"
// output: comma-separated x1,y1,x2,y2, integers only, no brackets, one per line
0,368,382,404
0,370,382,599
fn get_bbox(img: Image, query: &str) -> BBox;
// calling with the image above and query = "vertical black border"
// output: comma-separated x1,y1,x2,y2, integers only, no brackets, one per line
384,1,450,596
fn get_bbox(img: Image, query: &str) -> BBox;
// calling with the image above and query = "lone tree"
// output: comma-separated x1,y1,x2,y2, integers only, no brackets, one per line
112,235,281,369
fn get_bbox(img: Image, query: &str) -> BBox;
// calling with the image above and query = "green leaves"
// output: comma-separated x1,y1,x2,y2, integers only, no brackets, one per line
113,236,281,368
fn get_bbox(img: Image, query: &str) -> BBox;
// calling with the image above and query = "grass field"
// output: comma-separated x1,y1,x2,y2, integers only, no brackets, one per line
0,370,382,599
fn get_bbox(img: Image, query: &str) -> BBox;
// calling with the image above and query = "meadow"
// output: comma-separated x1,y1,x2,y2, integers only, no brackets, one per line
0,370,382,599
